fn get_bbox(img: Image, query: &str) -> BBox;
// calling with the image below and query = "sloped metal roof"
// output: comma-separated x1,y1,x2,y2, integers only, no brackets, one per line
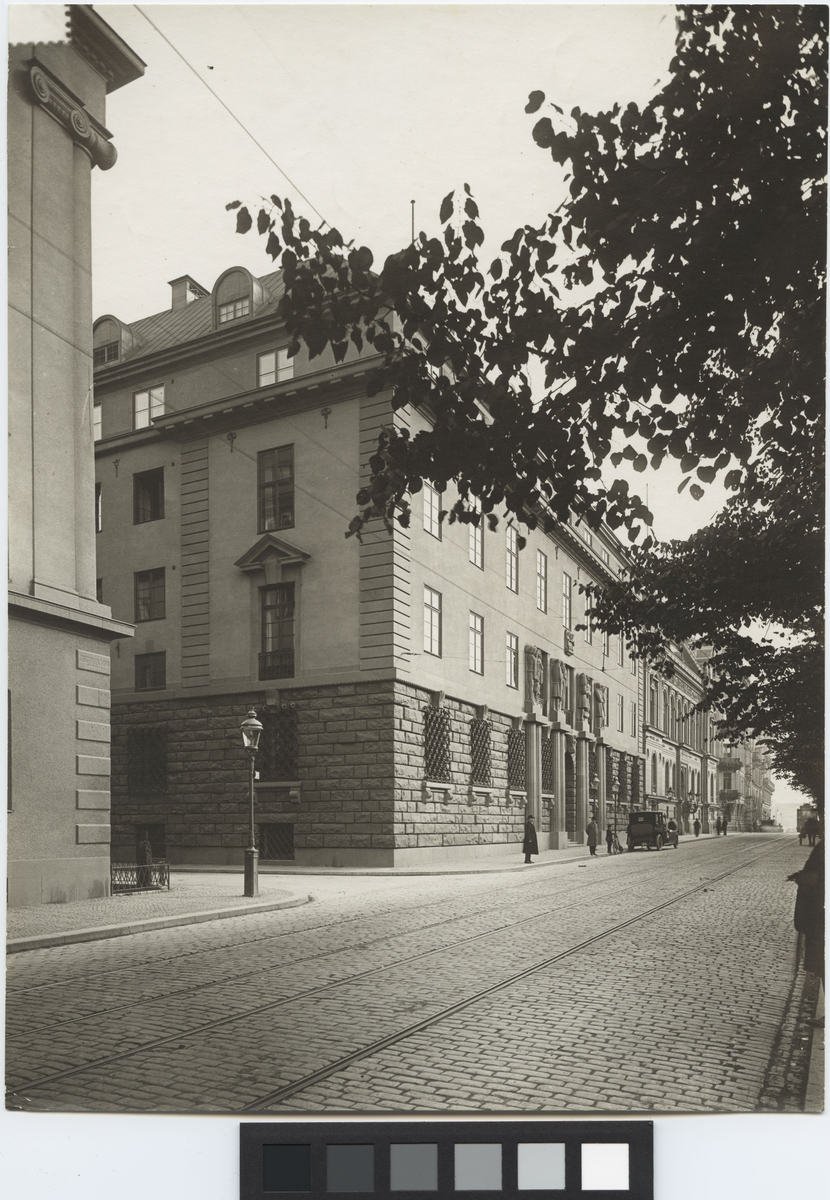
119,269,285,362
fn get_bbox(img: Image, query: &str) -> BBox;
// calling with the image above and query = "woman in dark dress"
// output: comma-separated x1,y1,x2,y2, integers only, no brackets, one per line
523,814,539,864
789,839,824,984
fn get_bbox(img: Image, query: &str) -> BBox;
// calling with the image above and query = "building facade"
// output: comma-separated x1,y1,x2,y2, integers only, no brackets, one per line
93,265,647,868
7,7,143,905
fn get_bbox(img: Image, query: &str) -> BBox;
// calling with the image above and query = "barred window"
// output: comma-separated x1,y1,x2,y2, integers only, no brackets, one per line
506,632,519,689
258,445,294,532
424,586,442,657
507,727,526,790
258,348,293,387
424,707,451,781
133,385,164,430
133,468,164,524
258,705,299,780
469,612,484,674
541,735,554,793
134,568,165,622
423,482,442,539
135,652,166,692
506,526,519,592
562,573,573,629
469,497,483,568
259,823,295,860
127,727,168,793
536,550,548,612
470,718,491,786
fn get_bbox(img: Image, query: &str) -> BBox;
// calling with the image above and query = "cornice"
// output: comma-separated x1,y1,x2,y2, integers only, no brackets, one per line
9,589,135,641
28,58,117,170
68,5,146,94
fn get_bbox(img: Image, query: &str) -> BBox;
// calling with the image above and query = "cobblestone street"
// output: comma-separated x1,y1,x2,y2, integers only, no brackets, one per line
6,835,821,1115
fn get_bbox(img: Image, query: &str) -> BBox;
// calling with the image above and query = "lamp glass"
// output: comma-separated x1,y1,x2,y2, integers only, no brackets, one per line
240,709,263,750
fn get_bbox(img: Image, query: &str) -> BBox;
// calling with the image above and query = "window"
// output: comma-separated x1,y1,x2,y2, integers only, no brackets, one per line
506,526,519,592
584,591,593,643
602,628,611,658
600,547,610,565
617,694,624,732
259,823,295,861
134,568,165,622
631,650,637,674
536,550,548,612
662,689,669,733
562,572,573,629
618,635,624,666
649,684,657,725
96,578,103,603
133,385,165,430
651,754,658,793
258,348,293,387
259,704,299,780
93,403,102,441
127,727,167,793
506,632,519,688
468,498,483,568
630,701,637,737
423,586,442,657
469,612,484,674
218,296,250,323
95,482,102,533
135,651,166,691
258,445,294,531
260,584,295,679
470,718,491,786
133,468,164,524
423,483,441,539
93,341,119,367
424,707,451,781
507,728,526,790
723,771,732,791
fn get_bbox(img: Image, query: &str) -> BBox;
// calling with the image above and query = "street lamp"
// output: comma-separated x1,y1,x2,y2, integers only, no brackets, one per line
240,708,263,898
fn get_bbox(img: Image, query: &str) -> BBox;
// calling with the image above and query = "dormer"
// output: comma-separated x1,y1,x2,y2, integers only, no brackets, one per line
212,266,264,329
92,315,139,368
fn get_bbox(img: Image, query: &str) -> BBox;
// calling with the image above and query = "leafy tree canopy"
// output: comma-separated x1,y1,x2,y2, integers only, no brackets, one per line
229,5,825,801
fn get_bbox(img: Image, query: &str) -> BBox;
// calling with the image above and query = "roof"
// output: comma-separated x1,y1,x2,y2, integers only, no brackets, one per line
106,269,285,364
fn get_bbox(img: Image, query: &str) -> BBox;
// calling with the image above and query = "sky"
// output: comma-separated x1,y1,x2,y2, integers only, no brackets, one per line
87,3,734,541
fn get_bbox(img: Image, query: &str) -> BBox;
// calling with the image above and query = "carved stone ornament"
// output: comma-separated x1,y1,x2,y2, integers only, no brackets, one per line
550,658,566,709
525,645,544,709
564,629,575,656
29,62,117,170
594,682,608,731
577,673,593,723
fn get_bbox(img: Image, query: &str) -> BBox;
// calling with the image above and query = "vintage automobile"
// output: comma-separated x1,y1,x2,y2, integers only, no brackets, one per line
626,810,679,851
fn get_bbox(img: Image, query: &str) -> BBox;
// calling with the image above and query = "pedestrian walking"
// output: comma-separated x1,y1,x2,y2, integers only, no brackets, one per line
522,814,538,864
716,817,722,836
586,817,599,856
788,839,824,989
803,815,820,846
693,818,701,838
605,824,614,855
722,817,729,836
798,826,805,846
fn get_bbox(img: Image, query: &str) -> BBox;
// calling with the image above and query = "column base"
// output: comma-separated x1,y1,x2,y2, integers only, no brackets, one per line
548,830,569,850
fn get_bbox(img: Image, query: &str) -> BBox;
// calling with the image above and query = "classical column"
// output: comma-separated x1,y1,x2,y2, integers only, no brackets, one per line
575,732,594,841
549,727,568,848
596,736,606,831
525,717,542,827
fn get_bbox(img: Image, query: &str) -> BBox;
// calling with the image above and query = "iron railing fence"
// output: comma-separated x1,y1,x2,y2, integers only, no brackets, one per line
111,861,171,893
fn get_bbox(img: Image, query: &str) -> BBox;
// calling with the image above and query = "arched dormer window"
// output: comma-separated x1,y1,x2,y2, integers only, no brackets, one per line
92,315,138,368
213,267,264,328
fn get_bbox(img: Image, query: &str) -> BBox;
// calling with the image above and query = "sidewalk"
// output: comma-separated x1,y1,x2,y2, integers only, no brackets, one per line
6,873,311,954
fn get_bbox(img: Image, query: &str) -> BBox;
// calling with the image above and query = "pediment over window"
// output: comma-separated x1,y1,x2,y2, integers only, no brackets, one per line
235,534,310,585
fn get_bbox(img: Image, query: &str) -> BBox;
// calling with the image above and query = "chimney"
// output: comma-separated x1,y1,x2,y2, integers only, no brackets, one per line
168,275,209,311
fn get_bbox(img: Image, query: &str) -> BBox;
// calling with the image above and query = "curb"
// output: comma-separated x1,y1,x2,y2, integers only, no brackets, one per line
6,892,313,954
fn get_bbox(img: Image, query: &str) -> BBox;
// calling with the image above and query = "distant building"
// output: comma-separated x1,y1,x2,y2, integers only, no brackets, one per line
7,7,143,906
93,265,647,867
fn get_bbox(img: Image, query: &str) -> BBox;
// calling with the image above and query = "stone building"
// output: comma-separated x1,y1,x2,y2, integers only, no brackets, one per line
93,263,646,867
7,6,143,905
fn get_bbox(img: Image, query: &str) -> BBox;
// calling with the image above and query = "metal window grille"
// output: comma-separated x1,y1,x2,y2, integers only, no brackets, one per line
258,445,294,531
507,727,526,790
469,612,484,674
470,719,491,786
258,823,295,860
536,550,547,611
127,728,168,793
424,707,451,782
135,651,166,691
133,468,164,523
541,736,554,792
258,704,299,781
134,567,166,621
506,526,519,592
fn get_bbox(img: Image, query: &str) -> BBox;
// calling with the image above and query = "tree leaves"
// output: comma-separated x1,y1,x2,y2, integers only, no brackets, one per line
235,206,252,234
525,90,546,114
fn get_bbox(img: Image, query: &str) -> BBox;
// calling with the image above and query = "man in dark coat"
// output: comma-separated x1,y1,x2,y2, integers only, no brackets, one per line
788,839,824,985
716,816,722,836
803,815,821,846
721,816,729,836
605,824,614,855
586,818,599,856
523,814,539,864
693,818,701,837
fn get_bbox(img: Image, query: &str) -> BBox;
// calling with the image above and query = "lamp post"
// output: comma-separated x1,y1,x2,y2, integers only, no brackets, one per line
240,708,263,898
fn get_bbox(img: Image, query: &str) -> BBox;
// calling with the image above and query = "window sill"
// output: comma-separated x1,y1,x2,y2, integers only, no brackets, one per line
424,780,452,790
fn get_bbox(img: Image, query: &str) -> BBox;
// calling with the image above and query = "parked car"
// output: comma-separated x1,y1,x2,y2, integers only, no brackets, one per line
627,810,679,851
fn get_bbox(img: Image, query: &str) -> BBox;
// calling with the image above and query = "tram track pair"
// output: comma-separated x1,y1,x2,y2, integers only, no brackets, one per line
6,838,792,1109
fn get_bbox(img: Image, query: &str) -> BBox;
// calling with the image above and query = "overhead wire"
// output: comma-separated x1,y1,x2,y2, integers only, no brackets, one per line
132,5,330,228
